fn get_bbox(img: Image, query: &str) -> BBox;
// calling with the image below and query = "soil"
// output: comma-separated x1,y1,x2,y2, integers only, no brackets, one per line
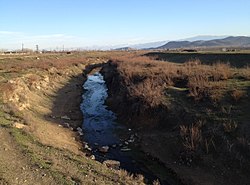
0,63,87,184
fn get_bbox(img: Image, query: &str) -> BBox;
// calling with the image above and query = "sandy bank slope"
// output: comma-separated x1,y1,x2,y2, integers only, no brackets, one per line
0,55,146,185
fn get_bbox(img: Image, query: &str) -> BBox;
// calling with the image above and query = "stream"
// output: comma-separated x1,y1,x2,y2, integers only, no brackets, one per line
80,72,170,184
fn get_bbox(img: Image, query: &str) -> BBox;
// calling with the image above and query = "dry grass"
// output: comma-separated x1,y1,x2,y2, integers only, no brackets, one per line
110,55,239,104
0,56,87,72
107,53,250,169
231,89,246,102
187,74,209,100
241,67,250,79
180,123,203,151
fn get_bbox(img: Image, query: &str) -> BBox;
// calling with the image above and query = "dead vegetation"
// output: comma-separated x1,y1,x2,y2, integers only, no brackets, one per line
102,53,250,184
109,56,240,105
180,123,202,152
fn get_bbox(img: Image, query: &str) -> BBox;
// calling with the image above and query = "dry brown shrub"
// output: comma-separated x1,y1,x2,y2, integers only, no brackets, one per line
206,81,226,102
211,63,233,81
231,89,246,102
240,67,250,80
111,56,180,107
184,58,201,66
187,74,209,100
117,169,145,184
112,55,235,104
180,123,202,151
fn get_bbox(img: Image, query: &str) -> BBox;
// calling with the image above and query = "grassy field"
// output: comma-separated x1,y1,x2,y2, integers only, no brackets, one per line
101,52,250,185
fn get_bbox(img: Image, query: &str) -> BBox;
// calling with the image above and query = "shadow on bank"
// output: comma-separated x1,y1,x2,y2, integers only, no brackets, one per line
44,63,105,129
44,62,184,185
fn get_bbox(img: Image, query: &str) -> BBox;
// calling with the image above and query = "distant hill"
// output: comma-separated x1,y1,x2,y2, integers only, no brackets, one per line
157,36,250,49
180,35,229,42
129,41,168,49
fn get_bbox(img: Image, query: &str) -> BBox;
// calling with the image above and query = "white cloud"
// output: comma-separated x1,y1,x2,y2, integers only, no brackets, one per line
0,31,156,50
0,31,22,35
0,31,87,50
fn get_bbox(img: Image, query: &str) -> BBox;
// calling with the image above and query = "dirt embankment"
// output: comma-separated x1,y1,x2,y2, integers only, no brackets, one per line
3,63,87,153
0,57,146,185
100,59,250,185
101,61,181,129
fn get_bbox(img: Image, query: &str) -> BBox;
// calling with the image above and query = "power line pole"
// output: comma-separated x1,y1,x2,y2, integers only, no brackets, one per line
22,43,24,52
36,45,39,53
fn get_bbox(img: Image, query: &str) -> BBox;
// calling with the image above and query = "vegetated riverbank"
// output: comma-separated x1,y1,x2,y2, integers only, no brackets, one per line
101,55,250,185
81,71,180,185
0,53,148,185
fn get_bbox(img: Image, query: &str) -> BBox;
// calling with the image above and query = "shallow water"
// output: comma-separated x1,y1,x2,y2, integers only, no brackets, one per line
81,72,170,184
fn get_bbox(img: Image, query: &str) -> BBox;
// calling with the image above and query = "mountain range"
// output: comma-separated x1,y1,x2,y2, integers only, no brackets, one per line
157,36,250,49
178,35,229,42
122,36,227,49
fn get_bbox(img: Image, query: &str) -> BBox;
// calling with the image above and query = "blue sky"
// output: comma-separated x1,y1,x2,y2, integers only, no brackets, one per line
1,0,250,50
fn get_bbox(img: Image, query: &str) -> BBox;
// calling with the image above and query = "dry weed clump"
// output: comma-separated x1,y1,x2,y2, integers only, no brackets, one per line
185,58,201,66
117,169,145,184
212,63,233,81
187,74,209,100
129,78,164,107
111,56,179,107
180,121,218,156
240,66,250,80
231,89,246,102
180,123,203,151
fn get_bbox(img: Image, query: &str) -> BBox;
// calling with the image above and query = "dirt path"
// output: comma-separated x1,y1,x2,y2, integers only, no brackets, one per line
0,128,55,185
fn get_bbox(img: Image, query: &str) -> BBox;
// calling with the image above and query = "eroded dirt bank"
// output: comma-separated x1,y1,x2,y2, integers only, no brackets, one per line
0,55,147,185
101,61,178,128
101,61,186,184
100,59,250,185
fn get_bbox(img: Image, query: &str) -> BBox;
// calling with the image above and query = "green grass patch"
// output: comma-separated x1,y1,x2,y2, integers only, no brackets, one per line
10,128,75,184
0,109,12,127
10,128,52,168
